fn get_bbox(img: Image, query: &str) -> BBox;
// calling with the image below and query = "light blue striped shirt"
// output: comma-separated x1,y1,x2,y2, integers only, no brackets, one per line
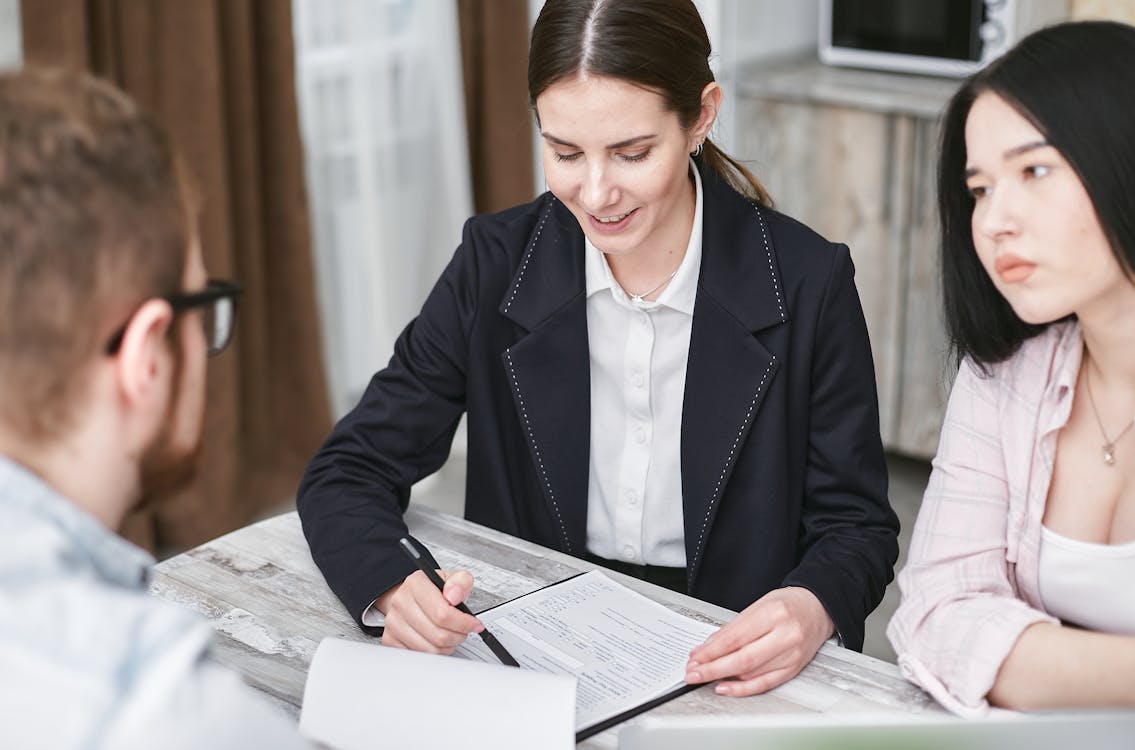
0,456,309,749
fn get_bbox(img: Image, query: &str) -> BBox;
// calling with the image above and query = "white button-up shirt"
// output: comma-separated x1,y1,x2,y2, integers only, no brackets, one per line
583,161,703,567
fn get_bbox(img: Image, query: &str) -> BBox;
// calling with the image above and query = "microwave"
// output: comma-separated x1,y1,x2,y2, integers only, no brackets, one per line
819,0,1068,78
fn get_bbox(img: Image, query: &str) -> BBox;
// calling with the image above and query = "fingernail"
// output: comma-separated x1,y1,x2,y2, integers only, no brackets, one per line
686,671,700,683
715,684,729,695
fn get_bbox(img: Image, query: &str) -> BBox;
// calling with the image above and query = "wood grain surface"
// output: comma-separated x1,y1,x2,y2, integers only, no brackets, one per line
152,508,942,748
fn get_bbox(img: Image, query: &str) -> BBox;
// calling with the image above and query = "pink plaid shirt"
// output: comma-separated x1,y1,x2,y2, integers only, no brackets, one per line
887,321,1082,716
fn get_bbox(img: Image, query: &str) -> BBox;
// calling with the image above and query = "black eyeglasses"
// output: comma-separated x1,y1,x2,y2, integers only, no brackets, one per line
105,279,243,358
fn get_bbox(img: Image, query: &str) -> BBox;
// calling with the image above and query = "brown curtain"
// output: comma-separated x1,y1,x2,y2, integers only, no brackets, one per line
20,0,332,554
458,0,536,214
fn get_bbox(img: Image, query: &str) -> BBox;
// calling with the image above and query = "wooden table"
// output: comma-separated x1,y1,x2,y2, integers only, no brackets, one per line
151,507,942,748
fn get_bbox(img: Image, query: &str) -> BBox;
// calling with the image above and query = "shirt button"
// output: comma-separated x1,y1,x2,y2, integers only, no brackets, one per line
639,314,650,328
622,545,636,560
635,427,646,444
625,489,638,506
631,373,644,388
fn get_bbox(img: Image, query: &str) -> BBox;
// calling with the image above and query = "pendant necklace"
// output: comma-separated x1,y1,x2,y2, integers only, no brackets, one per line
627,267,679,303
1083,362,1135,465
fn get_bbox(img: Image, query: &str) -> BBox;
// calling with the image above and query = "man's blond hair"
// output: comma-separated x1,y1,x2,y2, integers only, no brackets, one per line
0,67,196,442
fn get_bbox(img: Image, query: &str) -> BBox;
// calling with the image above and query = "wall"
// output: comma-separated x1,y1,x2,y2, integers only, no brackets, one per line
709,0,819,156
1071,0,1135,23
292,1,473,417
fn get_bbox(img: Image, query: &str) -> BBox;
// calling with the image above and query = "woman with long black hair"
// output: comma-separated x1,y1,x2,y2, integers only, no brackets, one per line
889,20,1135,715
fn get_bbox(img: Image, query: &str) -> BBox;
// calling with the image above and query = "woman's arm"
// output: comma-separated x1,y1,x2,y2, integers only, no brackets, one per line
887,355,1060,715
989,623,1135,709
296,220,486,629
687,241,895,696
781,243,899,647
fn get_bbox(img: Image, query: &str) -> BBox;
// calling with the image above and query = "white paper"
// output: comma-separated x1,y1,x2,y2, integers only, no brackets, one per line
454,570,719,730
299,638,576,750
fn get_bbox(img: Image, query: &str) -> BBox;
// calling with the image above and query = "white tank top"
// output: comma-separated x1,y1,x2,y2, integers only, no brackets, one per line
1038,525,1135,635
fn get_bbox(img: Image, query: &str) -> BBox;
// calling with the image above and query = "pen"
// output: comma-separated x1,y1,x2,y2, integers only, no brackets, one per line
397,536,520,667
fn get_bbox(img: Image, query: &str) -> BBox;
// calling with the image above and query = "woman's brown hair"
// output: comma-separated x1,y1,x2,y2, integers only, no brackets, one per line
527,0,771,206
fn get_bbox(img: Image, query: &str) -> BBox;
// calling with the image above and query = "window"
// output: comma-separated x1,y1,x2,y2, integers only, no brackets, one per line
294,0,473,416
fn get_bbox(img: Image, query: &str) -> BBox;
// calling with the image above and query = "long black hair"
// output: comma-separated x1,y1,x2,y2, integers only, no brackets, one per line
527,0,771,206
939,20,1135,368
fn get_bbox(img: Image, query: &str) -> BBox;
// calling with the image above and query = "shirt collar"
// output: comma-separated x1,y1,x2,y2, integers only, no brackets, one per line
1042,320,1084,437
584,157,703,315
0,455,154,589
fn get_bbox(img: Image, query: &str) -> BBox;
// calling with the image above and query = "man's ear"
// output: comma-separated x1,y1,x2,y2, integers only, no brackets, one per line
112,299,175,406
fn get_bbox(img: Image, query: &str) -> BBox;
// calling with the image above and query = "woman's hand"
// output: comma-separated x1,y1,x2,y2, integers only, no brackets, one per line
377,569,483,654
685,586,835,697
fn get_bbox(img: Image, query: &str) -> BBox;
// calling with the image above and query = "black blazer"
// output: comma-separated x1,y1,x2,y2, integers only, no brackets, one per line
297,159,898,651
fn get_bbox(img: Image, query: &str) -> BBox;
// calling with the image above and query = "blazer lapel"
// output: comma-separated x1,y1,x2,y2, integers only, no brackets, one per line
682,164,790,584
499,197,590,554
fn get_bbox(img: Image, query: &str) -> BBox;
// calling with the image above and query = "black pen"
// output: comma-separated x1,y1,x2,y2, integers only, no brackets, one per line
397,537,520,667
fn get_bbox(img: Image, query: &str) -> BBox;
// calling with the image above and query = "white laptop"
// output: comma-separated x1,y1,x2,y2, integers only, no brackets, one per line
618,711,1135,750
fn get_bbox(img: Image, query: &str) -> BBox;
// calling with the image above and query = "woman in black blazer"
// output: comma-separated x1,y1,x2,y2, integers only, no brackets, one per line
298,0,898,698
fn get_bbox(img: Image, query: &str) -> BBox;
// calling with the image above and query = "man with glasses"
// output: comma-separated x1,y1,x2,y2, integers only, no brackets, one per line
0,69,309,747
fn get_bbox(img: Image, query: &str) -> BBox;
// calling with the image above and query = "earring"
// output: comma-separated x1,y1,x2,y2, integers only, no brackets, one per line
692,142,703,157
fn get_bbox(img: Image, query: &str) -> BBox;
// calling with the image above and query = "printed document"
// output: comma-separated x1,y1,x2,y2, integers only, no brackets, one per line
455,570,718,729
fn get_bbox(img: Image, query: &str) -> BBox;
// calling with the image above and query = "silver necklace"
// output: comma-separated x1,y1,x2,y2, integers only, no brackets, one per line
627,268,679,303
1083,362,1135,465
